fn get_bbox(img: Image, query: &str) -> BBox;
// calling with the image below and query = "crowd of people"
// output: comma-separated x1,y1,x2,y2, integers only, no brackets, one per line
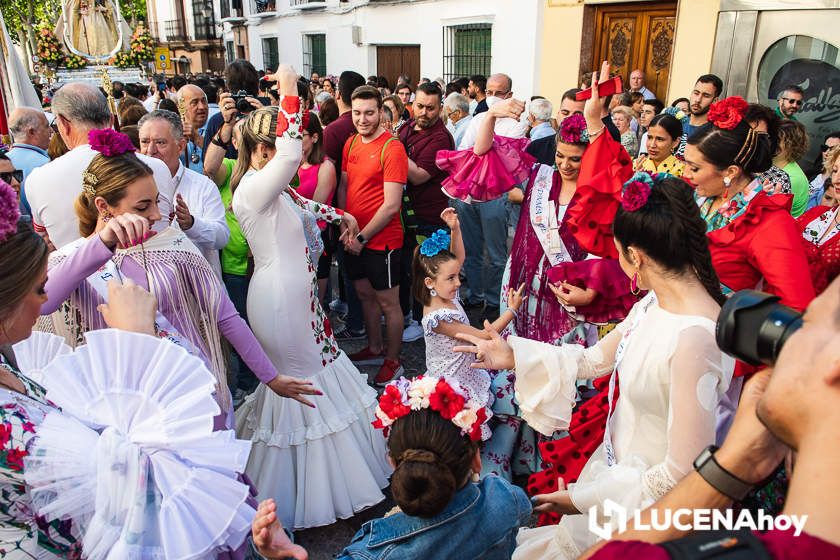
0,53,838,559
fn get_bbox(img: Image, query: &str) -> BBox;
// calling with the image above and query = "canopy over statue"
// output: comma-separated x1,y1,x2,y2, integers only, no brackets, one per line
54,0,131,60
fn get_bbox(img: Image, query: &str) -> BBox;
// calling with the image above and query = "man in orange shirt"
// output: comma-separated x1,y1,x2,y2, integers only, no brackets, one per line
339,85,409,384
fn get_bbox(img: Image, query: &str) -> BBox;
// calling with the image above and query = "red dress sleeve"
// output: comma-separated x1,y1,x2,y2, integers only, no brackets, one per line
565,132,634,259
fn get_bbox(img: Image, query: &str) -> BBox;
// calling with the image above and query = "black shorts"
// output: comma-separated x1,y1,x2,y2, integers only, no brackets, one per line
345,247,401,291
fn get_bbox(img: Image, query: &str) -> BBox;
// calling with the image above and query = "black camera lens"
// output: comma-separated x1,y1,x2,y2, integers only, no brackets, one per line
236,98,253,113
715,290,802,366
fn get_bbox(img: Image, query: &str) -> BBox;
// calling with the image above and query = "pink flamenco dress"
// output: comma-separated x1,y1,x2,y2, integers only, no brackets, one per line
436,135,535,203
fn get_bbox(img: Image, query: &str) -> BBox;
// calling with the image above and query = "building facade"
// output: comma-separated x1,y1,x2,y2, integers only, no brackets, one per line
148,0,226,73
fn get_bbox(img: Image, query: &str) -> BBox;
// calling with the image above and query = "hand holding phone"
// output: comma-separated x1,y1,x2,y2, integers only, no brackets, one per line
575,76,623,101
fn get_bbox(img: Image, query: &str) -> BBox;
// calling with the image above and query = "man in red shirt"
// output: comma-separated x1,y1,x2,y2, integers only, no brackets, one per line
561,277,840,559
339,85,409,384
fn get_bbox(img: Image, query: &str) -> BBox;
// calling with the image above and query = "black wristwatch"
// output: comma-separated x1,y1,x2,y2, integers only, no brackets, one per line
692,445,753,501
211,135,231,149
355,232,367,246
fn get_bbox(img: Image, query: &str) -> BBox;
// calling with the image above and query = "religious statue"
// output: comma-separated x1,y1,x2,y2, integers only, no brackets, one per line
54,0,129,60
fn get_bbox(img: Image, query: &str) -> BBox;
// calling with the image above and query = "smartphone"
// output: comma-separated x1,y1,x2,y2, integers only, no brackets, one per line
575,77,623,101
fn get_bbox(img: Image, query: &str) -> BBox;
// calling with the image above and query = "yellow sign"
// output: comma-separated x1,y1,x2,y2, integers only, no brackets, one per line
154,47,170,72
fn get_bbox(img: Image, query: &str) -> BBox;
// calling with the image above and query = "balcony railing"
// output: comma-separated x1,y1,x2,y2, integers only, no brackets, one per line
250,0,277,14
164,20,188,42
192,0,218,39
291,0,325,7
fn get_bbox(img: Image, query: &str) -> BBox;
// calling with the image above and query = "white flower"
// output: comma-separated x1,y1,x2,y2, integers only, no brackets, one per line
375,406,394,427
407,376,438,410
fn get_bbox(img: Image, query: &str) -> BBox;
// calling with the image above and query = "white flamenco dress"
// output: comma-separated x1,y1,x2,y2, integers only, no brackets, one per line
510,293,734,559
232,105,391,530
15,329,255,559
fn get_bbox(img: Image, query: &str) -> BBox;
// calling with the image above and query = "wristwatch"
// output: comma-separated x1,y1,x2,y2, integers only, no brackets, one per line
355,232,367,246
692,445,753,501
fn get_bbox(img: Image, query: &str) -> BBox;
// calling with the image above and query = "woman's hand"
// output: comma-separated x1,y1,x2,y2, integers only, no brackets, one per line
265,64,299,98
549,281,597,307
97,278,157,336
98,213,155,250
531,478,581,515
266,374,322,408
584,60,611,132
453,321,516,371
339,212,359,243
506,283,525,312
633,154,649,172
440,207,460,230
252,499,309,560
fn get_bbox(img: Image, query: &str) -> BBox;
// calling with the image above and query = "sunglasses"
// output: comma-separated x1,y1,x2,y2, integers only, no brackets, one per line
0,170,23,184
781,97,803,106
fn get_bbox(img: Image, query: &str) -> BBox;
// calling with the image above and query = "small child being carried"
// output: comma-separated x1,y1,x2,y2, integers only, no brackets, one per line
412,207,525,414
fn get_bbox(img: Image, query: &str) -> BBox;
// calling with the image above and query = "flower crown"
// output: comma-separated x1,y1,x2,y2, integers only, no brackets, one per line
420,229,451,257
558,113,589,145
372,376,490,441
661,106,687,122
0,180,20,243
707,96,748,131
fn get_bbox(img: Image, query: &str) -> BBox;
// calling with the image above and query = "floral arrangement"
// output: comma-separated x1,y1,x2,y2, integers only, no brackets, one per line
129,24,154,62
0,180,21,243
63,53,87,70
372,376,490,441
36,26,65,66
621,172,654,212
110,51,137,68
419,229,451,257
89,129,136,157
558,113,590,145
707,96,749,130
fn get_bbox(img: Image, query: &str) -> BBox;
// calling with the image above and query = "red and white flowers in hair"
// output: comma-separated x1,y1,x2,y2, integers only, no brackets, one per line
372,376,490,441
707,96,749,130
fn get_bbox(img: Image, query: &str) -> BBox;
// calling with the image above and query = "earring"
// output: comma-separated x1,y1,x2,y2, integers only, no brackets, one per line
430,288,437,297
630,271,641,296
100,212,112,223
723,176,731,199
471,471,480,483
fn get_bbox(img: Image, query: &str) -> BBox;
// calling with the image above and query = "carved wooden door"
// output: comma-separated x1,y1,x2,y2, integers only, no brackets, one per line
594,2,677,101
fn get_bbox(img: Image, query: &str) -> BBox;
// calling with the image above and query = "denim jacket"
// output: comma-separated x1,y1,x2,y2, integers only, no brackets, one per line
338,475,531,560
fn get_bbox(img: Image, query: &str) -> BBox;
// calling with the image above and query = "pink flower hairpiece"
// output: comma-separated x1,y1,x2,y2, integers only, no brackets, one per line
88,128,136,157
621,172,654,212
558,113,589,145
0,180,21,243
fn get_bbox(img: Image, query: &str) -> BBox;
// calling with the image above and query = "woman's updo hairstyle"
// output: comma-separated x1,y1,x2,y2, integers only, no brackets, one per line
687,96,773,176
231,106,279,192
648,113,683,141
75,130,151,236
613,176,725,306
387,408,477,518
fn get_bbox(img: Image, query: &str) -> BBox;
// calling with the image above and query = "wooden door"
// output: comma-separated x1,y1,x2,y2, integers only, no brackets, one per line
376,45,421,91
593,2,676,101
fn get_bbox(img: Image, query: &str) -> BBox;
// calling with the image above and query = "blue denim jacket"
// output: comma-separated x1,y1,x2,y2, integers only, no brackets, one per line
338,475,531,560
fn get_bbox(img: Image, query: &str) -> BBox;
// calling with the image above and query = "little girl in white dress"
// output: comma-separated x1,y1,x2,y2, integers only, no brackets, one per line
412,208,525,421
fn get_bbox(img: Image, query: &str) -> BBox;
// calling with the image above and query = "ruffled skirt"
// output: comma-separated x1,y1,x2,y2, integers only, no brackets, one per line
235,351,391,529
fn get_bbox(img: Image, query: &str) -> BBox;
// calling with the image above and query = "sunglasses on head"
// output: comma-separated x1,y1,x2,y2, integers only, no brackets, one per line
0,170,23,184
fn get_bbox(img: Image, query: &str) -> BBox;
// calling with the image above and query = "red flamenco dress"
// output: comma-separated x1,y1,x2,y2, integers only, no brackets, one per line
526,131,637,526
798,205,840,295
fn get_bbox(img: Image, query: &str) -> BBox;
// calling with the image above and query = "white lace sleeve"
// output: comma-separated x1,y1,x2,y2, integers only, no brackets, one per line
422,308,467,336
569,324,734,513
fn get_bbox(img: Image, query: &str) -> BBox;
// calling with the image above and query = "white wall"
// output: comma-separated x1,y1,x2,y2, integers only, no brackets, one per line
239,0,542,98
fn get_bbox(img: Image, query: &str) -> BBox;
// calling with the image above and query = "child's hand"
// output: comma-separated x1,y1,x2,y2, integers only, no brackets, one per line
507,283,525,311
549,281,596,307
440,207,460,230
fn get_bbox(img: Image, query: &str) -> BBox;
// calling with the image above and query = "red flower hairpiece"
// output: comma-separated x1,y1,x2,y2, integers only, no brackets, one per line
707,96,749,131
622,177,652,212
0,180,20,243
88,129,136,157
558,113,588,145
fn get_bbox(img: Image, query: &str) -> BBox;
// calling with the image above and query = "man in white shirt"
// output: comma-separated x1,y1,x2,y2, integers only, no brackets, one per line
453,73,527,320
629,69,656,100
444,93,472,148
25,82,175,249
138,109,229,278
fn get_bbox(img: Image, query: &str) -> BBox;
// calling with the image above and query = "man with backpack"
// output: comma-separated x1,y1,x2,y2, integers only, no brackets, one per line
339,85,409,385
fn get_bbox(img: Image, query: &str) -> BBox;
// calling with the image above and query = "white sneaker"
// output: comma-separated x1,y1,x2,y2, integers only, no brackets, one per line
402,319,424,343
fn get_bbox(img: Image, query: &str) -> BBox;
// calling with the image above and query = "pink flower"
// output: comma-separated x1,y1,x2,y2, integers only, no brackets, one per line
621,180,651,212
0,180,20,243
88,129,135,157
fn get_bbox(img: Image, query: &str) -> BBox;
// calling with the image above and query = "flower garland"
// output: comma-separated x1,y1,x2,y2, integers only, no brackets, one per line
372,376,490,441
708,96,749,130
419,229,450,257
64,53,87,70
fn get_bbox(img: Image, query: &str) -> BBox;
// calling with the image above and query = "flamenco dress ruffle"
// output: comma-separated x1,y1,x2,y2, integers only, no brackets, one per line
436,135,535,203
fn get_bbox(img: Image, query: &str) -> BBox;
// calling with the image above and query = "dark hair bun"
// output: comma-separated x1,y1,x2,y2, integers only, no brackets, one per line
391,448,456,517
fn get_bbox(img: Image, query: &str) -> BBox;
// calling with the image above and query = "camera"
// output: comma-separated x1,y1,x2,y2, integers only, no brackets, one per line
715,290,802,366
230,90,254,113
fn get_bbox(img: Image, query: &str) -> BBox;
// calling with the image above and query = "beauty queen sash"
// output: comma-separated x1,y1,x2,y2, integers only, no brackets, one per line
57,236,199,356
530,164,572,266
603,292,657,466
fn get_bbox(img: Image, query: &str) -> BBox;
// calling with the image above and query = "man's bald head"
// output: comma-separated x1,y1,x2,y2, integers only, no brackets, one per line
8,107,50,150
486,73,513,99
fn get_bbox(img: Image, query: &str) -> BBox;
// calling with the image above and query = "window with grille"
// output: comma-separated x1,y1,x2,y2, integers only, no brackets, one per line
443,24,492,82
303,34,326,77
262,37,279,72
225,41,234,63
